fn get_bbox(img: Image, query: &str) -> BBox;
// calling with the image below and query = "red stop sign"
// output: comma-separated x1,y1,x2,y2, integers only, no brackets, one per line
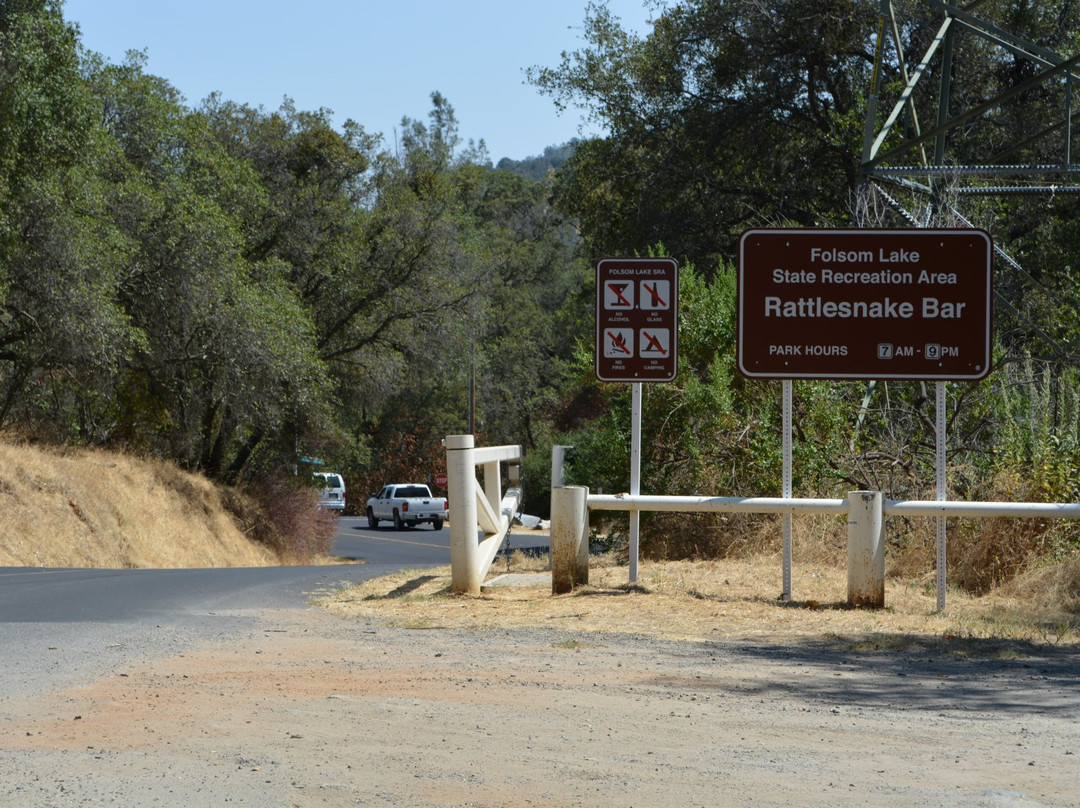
434,472,448,488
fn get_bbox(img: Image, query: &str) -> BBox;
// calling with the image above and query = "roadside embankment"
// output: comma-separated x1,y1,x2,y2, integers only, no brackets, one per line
0,442,274,568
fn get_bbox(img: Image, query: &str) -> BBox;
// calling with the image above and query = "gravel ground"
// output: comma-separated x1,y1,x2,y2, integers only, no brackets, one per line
1,605,1078,808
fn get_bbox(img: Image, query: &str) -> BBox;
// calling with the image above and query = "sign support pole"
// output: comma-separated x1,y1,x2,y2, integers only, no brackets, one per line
629,382,642,583
782,380,793,601
594,258,678,585
935,380,948,611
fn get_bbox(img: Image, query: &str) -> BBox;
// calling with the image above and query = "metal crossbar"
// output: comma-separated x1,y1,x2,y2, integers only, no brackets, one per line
588,494,1080,520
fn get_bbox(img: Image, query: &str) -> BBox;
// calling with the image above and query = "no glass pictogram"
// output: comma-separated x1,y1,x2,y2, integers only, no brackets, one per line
640,280,671,310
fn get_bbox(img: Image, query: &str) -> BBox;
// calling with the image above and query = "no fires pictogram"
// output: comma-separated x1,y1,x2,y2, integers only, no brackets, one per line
604,328,634,358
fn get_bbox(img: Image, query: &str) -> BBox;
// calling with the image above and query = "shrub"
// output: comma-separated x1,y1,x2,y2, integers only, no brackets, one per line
240,477,338,563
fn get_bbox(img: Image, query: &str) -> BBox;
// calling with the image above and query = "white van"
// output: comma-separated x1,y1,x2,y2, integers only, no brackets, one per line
313,472,346,513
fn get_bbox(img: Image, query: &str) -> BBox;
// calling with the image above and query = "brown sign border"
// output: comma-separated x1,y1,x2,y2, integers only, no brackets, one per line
738,229,993,381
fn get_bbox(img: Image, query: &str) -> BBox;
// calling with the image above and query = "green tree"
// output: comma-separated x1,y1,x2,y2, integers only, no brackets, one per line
0,0,138,438
529,0,879,275
461,167,586,450
84,55,331,477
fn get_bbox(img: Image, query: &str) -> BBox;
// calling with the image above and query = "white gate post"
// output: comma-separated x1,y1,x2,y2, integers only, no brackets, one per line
447,434,481,595
847,490,885,608
550,445,572,530
551,486,589,594
551,445,573,488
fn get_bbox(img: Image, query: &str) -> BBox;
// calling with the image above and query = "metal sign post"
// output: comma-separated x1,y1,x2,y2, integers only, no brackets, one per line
596,258,679,584
936,381,948,611
629,382,642,583
782,380,793,601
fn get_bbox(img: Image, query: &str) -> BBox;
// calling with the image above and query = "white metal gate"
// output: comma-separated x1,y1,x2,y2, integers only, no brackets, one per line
445,435,522,595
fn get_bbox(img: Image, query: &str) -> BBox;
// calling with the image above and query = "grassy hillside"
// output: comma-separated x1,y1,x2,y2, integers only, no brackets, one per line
0,442,276,568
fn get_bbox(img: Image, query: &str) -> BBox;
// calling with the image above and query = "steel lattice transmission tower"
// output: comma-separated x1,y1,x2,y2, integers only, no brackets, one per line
857,0,1080,359
861,0,1080,194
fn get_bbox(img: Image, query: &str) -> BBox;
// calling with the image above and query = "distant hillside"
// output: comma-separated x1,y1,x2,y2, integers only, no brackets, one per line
495,141,579,180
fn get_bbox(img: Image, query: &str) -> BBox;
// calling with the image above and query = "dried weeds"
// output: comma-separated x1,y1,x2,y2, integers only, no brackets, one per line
321,554,1080,647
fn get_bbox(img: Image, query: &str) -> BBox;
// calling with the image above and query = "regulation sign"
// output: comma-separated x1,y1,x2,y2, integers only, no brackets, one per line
738,229,993,380
596,258,679,382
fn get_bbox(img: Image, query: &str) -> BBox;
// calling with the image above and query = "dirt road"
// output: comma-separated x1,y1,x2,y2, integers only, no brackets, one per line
2,605,1077,807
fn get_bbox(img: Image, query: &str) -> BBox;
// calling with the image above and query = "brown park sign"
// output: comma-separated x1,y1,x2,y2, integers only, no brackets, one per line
596,257,679,382
738,229,993,380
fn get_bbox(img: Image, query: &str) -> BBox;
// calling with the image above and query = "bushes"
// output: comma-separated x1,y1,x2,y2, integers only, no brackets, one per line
533,250,1080,601
237,477,339,563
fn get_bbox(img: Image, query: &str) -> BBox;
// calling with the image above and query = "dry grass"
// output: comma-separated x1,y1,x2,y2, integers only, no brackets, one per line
0,441,275,568
322,552,1080,648
4,438,1078,650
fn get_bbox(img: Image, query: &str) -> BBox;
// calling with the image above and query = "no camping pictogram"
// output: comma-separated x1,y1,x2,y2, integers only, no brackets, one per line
639,328,670,356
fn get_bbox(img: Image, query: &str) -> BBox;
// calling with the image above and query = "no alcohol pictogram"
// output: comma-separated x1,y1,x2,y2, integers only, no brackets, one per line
596,258,679,382
604,281,635,309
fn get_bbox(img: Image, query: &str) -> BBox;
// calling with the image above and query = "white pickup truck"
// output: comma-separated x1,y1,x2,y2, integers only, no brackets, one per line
366,483,448,530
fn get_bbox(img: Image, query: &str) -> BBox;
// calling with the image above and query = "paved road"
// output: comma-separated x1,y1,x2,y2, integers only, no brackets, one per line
0,516,549,624
332,515,549,566
331,516,452,566
0,514,550,696
0,518,422,697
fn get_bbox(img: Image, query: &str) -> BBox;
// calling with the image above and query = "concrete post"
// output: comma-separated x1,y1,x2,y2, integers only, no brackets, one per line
847,490,885,608
447,435,480,595
551,485,589,594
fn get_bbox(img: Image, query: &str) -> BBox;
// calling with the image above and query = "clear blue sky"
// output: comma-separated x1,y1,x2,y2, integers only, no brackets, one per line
61,0,655,163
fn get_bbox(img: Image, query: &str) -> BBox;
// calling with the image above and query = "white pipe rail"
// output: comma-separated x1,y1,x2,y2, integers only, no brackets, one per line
885,500,1080,518
588,494,1080,519
583,492,1080,608
446,435,523,595
589,494,846,515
